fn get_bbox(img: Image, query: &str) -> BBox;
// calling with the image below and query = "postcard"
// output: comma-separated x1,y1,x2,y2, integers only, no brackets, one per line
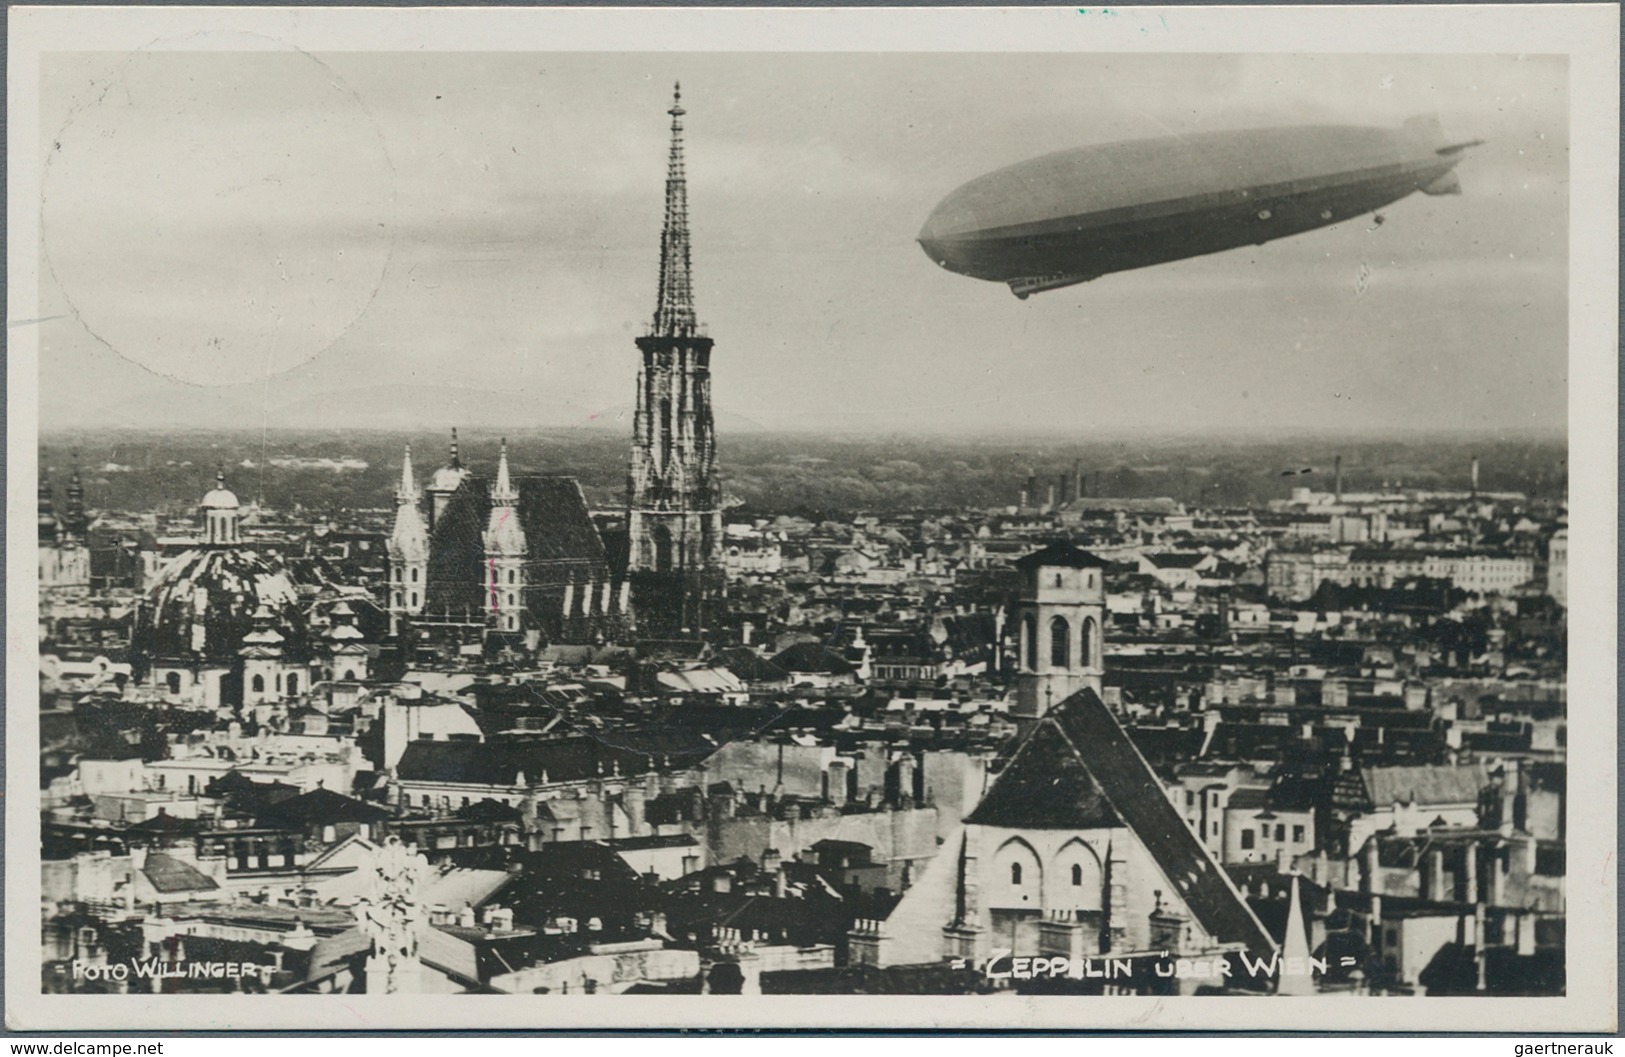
7,4,1617,1033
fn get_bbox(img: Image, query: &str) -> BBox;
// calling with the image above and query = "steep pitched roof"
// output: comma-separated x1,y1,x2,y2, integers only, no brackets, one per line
969,688,1276,957
423,473,614,635
965,723,1122,829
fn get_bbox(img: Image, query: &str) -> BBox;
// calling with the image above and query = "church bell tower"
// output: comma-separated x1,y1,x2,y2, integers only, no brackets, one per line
626,83,725,636
1012,542,1107,719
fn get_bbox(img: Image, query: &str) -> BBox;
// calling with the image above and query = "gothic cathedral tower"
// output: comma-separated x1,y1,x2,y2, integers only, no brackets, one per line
627,84,724,636
1012,542,1107,720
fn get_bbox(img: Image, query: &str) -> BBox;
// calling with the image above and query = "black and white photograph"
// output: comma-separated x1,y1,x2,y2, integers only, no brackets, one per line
7,4,1617,1034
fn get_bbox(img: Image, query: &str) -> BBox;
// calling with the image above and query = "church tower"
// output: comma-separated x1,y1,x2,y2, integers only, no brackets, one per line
626,83,725,636
62,454,89,542
387,443,430,636
1012,542,1107,720
425,428,469,533
38,457,59,547
482,439,528,637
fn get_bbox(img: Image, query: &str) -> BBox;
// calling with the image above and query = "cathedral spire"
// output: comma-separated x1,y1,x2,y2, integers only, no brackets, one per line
651,82,699,338
397,443,418,504
63,451,88,539
493,438,517,503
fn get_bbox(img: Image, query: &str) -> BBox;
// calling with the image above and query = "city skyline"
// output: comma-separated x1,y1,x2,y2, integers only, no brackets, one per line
38,52,1567,437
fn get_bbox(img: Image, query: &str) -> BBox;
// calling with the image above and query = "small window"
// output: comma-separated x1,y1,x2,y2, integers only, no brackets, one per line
165,672,181,694
508,569,516,584
410,567,419,583
251,674,265,693
1010,863,1023,886
1240,829,1255,850
1293,825,1306,843
1185,790,1194,806
1275,824,1286,842
1054,573,1063,588
1071,863,1082,886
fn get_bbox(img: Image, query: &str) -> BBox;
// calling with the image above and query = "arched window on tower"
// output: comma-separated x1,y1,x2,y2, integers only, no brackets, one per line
1022,615,1037,670
1050,616,1070,668
410,567,418,583
1081,617,1095,669
251,674,264,693
1010,862,1023,886
1071,863,1083,886
165,671,181,694
286,673,299,696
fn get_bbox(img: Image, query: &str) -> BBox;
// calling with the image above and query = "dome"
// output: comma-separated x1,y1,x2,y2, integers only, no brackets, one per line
201,486,240,510
133,547,307,663
429,464,469,494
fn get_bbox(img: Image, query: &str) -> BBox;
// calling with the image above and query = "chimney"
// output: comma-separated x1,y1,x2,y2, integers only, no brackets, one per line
1057,472,1070,507
1334,455,1343,502
1045,483,1057,512
1024,471,1037,511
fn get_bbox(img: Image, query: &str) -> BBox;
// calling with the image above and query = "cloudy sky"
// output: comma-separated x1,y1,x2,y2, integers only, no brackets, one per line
36,50,1567,436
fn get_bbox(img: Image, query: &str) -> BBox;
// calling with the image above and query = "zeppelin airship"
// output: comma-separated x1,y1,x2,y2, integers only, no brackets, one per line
918,117,1482,298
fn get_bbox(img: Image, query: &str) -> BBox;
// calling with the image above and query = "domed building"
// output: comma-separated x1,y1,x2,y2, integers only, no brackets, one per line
130,470,317,710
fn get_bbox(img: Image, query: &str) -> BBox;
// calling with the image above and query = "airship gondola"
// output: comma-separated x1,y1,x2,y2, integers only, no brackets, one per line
918,117,1482,298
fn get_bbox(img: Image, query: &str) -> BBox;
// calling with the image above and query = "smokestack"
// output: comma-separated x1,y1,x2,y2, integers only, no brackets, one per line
1057,472,1069,507
1334,455,1343,503
1073,459,1084,503
1471,456,1480,496
1024,470,1037,511
1045,483,1057,511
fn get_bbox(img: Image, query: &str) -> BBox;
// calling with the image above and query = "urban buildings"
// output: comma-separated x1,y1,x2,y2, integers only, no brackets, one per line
35,87,1569,1001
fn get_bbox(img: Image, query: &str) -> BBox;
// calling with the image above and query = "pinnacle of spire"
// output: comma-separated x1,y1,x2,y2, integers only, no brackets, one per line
397,444,418,504
493,437,516,502
651,82,700,338
449,428,462,469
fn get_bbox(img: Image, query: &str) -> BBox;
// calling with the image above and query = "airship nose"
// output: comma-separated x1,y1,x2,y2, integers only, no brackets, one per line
917,234,952,270
918,206,961,271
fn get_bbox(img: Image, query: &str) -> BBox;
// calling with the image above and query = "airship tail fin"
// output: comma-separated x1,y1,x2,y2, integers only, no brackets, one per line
1422,170,1462,196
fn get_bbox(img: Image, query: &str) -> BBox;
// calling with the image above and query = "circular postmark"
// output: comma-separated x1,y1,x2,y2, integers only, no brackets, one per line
42,39,397,387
